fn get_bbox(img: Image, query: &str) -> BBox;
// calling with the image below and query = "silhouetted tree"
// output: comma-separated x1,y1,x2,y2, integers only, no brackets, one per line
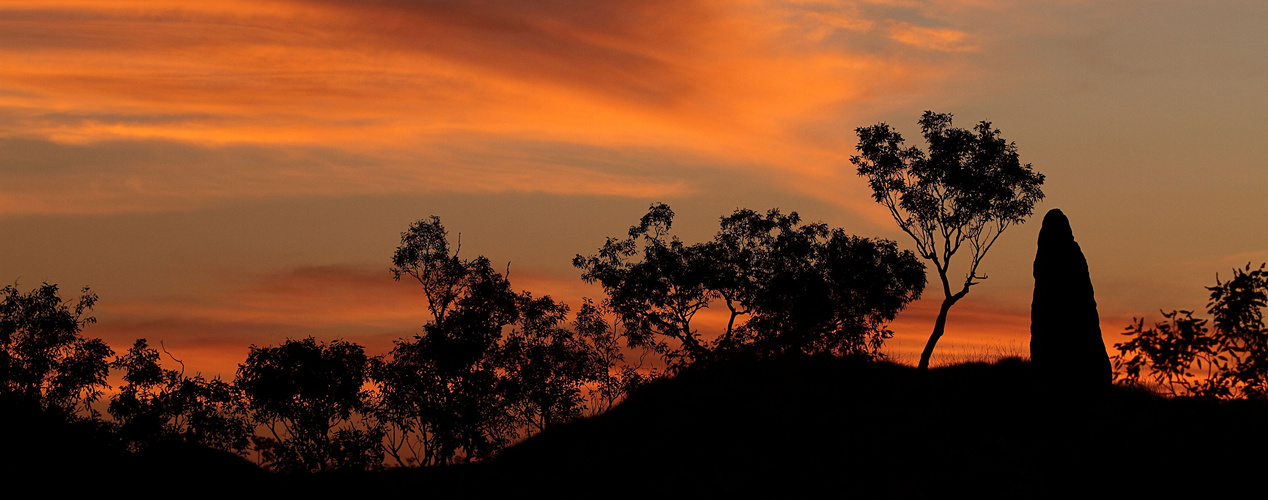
0,283,112,419
574,204,711,367
704,208,798,353
575,204,925,369
852,111,1044,369
109,338,250,454
575,298,648,414
374,216,520,466
1208,263,1268,396
377,216,633,466
501,293,609,433
236,336,383,472
1114,263,1268,399
717,209,926,358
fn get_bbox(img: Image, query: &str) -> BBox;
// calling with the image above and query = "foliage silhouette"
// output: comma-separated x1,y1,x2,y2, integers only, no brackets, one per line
376,216,625,466
1114,263,1268,399
376,216,520,466
501,292,612,433
574,204,925,370
237,336,383,472
851,111,1045,369
110,338,251,454
0,282,112,419
573,298,647,415
573,204,710,366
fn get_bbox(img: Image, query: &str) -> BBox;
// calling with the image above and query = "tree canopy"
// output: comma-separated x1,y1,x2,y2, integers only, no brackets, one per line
0,207,944,472
0,283,112,418
574,204,926,369
851,111,1044,369
375,216,625,466
236,336,383,472
110,338,250,453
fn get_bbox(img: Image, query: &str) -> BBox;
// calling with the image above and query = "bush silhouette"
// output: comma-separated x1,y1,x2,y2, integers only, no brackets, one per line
1114,263,1268,399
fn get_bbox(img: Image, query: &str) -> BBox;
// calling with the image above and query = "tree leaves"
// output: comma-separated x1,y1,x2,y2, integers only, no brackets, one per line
110,338,250,454
375,216,630,466
0,283,111,419
1113,263,1268,399
575,204,926,370
237,337,382,472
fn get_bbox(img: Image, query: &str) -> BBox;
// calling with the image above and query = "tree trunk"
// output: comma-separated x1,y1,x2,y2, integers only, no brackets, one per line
917,296,959,370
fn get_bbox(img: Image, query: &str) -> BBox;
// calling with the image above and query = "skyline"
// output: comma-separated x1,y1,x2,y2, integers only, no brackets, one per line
2,0,1266,377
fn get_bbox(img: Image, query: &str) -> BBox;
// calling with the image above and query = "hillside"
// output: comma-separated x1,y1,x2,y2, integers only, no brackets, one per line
482,355,1268,496
14,356,1267,497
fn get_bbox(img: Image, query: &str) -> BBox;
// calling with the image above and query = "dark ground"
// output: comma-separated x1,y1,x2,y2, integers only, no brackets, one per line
11,356,1265,497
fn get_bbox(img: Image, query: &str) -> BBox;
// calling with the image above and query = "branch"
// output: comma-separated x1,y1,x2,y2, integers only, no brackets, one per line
160,341,186,378
962,217,1009,292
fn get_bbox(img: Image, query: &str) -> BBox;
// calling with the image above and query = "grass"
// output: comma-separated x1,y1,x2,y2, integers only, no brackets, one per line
887,342,1030,368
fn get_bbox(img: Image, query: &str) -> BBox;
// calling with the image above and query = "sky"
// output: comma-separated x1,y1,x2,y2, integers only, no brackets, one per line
1,0,1265,378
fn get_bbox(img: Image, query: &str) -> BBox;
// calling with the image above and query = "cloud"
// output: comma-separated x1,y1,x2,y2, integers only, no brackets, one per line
0,0,987,219
303,0,716,108
0,136,700,215
888,23,976,52
91,264,418,375
88,261,609,377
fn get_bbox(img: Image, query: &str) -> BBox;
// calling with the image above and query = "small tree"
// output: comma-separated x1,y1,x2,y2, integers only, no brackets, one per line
110,338,250,453
377,216,634,466
0,283,112,419
574,299,647,415
851,111,1044,369
501,292,607,433
237,336,383,472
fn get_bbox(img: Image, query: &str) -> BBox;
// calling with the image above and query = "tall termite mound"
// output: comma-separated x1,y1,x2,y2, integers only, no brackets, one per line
1030,209,1110,388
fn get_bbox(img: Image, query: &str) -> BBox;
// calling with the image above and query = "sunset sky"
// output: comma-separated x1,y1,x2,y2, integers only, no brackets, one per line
2,0,1265,378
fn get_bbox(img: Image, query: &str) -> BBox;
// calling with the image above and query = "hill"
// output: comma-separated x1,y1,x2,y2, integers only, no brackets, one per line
480,355,1268,497
13,356,1267,497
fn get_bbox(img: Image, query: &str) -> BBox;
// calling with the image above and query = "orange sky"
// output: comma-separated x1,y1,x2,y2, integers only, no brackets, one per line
2,0,1266,377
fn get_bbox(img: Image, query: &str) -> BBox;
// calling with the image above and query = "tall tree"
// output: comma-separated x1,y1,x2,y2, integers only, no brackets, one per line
375,216,521,466
0,283,112,419
851,111,1044,369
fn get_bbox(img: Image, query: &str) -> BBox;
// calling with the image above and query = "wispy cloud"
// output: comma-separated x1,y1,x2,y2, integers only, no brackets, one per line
89,262,607,376
0,0,982,217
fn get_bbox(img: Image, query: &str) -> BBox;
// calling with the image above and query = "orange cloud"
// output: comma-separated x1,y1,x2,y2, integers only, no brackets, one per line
89,262,612,377
0,0,980,217
888,23,976,52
